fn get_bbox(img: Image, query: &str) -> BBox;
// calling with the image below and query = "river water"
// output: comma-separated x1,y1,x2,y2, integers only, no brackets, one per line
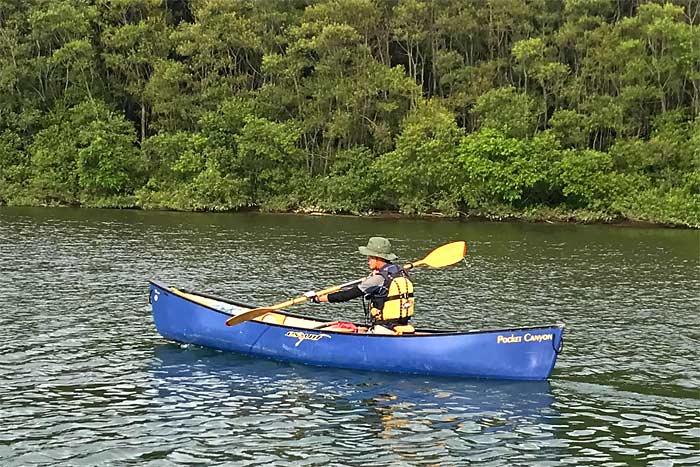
0,207,698,466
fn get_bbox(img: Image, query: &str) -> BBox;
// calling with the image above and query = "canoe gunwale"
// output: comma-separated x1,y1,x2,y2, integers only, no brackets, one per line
149,280,565,338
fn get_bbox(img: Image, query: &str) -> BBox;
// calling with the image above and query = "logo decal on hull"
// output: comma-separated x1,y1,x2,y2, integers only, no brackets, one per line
496,333,553,344
285,330,331,347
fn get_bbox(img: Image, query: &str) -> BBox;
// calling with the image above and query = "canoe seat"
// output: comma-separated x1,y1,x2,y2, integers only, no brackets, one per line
260,313,286,325
393,324,415,335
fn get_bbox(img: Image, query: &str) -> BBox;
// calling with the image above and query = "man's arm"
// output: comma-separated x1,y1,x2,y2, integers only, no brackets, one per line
317,275,383,303
326,286,364,302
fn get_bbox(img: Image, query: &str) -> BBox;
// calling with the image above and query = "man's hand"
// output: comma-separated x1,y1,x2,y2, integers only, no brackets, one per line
303,290,321,303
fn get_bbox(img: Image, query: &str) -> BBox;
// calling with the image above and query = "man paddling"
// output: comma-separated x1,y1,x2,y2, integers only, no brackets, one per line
224,240,465,328
309,237,415,334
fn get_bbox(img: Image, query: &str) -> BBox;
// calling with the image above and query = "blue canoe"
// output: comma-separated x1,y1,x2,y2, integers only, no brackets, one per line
148,280,565,381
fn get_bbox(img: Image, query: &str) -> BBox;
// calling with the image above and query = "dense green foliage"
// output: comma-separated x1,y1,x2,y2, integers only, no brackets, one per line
1,0,698,226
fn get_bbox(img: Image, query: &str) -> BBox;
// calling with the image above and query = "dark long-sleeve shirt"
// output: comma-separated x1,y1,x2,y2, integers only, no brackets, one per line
327,285,363,302
327,273,384,302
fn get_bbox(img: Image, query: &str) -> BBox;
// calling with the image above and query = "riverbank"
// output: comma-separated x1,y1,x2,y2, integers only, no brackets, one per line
2,198,694,229
299,206,682,228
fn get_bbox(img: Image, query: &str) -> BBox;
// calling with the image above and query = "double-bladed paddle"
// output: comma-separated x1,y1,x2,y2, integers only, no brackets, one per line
224,240,467,327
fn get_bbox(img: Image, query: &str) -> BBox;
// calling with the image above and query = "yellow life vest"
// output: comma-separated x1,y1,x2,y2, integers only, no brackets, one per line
369,270,415,322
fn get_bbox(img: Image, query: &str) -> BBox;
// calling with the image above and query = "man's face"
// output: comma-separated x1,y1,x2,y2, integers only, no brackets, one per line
368,256,380,270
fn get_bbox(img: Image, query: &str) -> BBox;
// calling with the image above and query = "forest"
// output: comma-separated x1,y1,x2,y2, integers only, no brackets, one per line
0,0,698,227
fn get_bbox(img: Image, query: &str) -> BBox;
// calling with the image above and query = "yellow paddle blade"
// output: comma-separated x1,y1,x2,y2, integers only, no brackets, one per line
410,241,467,269
225,307,273,327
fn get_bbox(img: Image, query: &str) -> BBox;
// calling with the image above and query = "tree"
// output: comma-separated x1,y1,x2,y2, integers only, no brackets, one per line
512,37,570,120
473,87,539,138
100,0,171,141
144,59,196,132
5,0,100,109
234,115,303,207
457,128,560,207
549,108,589,148
171,0,264,104
76,109,144,202
28,100,143,206
29,120,81,205
391,0,432,97
376,99,463,214
634,3,690,113
0,130,29,203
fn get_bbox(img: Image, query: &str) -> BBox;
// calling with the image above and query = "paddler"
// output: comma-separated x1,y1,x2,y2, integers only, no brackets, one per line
307,237,415,335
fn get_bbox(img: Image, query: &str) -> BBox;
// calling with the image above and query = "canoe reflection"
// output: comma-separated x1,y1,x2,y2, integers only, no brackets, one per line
151,343,557,439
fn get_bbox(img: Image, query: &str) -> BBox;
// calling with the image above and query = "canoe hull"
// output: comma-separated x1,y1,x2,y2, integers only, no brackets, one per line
149,281,564,381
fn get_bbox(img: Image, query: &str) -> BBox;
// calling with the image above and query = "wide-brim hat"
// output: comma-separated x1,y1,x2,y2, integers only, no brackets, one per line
358,236,397,261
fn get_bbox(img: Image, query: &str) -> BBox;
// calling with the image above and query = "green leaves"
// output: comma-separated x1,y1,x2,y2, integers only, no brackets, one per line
100,0,171,140
376,99,463,214
22,100,144,206
474,87,539,139
558,149,616,209
0,130,29,203
457,129,552,207
76,124,141,196
28,120,81,206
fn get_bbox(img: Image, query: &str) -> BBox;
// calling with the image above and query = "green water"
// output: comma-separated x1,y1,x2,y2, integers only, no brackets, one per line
1,207,698,465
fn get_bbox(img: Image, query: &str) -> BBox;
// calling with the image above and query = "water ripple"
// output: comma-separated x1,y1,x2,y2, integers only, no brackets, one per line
1,208,698,465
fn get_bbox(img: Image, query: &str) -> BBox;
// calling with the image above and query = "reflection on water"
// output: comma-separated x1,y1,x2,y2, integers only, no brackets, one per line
150,344,559,464
1,207,698,465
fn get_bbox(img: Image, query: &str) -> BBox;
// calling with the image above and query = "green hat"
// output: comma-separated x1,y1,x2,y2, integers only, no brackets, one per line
358,237,397,261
